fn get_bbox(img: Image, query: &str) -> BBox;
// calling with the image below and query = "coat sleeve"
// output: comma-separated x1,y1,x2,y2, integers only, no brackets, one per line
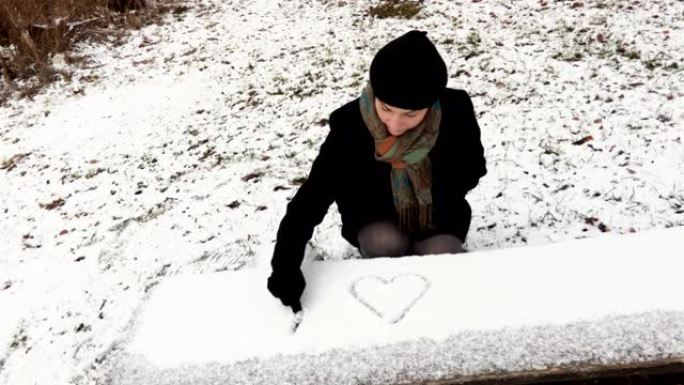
434,90,487,242
270,113,342,272
455,90,487,196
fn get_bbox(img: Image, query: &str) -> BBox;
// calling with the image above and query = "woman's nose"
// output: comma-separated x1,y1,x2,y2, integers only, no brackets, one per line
386,117,402,130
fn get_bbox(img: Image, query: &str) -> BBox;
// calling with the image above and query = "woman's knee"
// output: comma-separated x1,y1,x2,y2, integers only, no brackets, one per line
411,234,464,256
357,221,410,258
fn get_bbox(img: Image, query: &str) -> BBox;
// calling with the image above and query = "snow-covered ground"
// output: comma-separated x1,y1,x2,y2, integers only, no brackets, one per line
0,0,683,384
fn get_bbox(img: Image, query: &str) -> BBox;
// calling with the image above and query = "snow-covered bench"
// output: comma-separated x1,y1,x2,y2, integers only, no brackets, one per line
105,227,684,385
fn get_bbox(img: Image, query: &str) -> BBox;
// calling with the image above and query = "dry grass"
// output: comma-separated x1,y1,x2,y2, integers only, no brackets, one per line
0,0,187,100
368,0,424,19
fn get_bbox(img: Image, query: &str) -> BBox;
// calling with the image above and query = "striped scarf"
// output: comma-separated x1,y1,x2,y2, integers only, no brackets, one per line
358,82,441,235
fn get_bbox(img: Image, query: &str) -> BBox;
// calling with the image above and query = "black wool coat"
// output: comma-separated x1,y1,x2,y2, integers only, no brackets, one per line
271,88,487,272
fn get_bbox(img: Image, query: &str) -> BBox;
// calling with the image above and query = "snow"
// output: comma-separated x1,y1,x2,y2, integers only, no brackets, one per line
104,227,684,384
1,0,683,383
26,72,215,159
0,291,21,367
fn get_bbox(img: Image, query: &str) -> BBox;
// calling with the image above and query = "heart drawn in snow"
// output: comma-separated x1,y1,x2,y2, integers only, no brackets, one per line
349,274,430,324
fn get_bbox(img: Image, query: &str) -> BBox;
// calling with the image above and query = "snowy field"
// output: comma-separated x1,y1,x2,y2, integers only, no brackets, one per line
0,0,683,384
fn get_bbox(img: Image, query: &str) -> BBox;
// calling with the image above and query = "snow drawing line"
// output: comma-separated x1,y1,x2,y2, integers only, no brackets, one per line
349,273,430,324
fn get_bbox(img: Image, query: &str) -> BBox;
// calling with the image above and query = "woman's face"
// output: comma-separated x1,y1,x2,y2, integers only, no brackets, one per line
374,97,429,136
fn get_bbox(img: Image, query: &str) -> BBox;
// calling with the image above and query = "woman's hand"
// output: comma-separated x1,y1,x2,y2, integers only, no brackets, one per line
267,268,305,312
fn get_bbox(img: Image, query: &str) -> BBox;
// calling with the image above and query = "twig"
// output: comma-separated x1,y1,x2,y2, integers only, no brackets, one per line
1,57,17,91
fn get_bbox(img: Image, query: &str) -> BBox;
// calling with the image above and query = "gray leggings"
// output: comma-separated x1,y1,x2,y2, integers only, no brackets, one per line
357,220,464,258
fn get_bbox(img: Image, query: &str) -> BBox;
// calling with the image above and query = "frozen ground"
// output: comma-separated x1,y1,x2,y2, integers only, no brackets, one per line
0,0,683,384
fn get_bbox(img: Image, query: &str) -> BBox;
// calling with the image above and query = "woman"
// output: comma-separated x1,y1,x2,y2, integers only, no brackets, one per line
267,30,487,311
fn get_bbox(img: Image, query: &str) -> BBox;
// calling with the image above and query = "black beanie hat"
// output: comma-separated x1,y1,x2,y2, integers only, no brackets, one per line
370,30,448,110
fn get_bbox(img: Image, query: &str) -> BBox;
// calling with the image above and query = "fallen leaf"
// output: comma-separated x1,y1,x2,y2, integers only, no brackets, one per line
584,216,599,225
74,323,91,333
241,172,263,182
572,135,594,145
291,177,307,185
39,198,65,210
1,153,31,172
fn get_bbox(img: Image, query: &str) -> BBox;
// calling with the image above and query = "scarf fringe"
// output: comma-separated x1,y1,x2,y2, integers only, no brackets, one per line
398,203,433,235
